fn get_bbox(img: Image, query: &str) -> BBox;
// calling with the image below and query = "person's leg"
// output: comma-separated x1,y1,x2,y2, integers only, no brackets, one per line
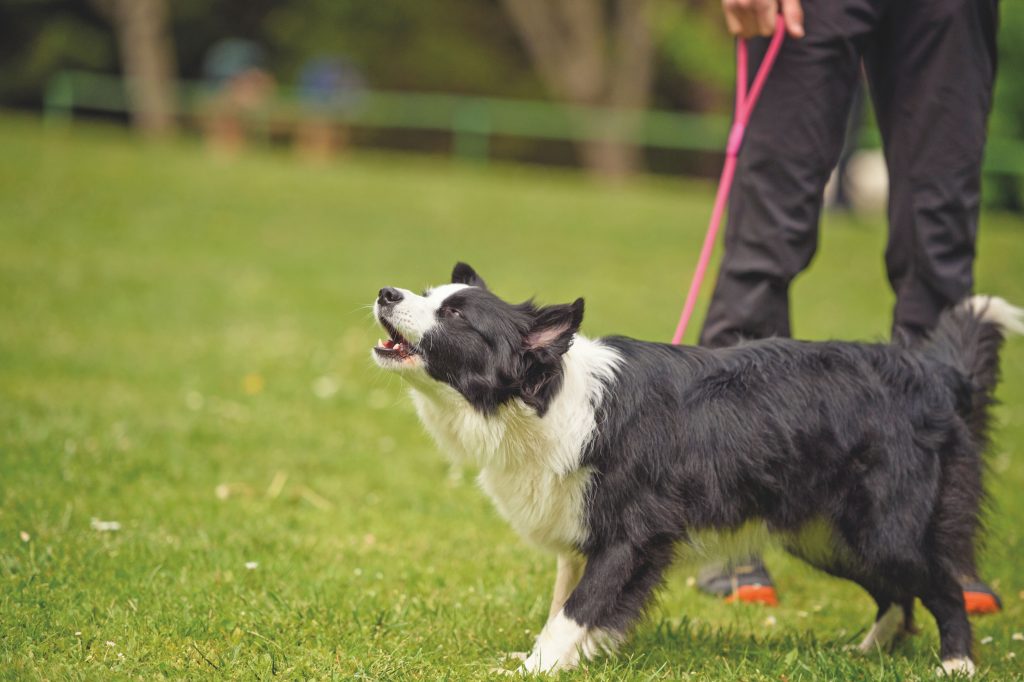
699,0,883,347
697,0,884,604
864,0,999,336
864,0,1001,614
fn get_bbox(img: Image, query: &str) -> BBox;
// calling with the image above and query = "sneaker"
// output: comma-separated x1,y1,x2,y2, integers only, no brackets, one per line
961,579,1003,615
696,557,779,606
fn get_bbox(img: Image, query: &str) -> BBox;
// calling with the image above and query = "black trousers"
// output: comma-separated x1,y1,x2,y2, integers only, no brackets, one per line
700,0,1000,348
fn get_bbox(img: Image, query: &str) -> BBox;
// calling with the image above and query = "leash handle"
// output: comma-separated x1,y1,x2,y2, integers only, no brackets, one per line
670,16,787,345
735,16,787,130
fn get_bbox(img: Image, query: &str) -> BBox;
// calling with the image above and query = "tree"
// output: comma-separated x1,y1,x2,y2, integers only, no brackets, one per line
91,0,177,135
499,0,656,179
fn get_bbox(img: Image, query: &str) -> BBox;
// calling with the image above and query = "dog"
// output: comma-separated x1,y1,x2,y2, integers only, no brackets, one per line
371,262,1021,676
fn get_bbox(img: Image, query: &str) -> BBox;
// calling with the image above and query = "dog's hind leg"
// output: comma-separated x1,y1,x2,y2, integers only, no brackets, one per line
920,570,975,676
520,539,674,674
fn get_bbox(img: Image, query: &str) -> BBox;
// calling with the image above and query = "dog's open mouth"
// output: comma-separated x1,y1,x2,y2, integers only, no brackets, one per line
374,318,420,362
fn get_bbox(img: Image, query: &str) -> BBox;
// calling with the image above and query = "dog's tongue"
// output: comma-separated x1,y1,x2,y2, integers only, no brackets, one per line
383,339,396,349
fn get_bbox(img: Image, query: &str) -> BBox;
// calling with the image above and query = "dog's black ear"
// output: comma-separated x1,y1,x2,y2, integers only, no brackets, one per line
525,298,584,355
520,298,584,416
451,262,486,289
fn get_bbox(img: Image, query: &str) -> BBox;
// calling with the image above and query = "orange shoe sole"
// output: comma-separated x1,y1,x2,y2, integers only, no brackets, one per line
964,590,1002,615
725,584,779,606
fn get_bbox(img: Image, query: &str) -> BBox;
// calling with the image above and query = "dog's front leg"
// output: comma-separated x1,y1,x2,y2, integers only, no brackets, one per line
548,553,585,620
521,540,672,674
520,607,598,674
501,553,587,666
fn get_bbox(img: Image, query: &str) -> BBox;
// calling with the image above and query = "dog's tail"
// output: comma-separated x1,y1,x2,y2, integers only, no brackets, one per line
912,296,1021,581
921,295,1024,448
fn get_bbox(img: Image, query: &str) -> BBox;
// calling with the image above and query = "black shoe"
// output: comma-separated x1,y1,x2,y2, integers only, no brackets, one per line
961,578,1003,615
696,557,778,606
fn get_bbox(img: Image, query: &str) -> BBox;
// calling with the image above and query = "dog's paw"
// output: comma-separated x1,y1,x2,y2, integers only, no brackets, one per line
936,658,976,677
518,653,578,675
517,610,587,674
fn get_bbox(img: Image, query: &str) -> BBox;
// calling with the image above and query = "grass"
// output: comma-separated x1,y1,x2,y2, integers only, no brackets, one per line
0,113,1022,680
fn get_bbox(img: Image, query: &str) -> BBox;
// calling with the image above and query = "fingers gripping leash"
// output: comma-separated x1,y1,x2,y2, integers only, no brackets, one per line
671,15,787,345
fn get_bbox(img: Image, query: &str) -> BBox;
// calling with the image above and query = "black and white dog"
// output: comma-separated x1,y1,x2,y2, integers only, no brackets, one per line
372,263,1021,676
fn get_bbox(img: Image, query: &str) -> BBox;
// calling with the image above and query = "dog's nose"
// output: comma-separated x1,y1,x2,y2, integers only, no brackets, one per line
378,287,403,306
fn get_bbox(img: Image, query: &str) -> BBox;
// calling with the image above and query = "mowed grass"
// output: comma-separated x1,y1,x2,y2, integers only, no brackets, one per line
1,113,1022,681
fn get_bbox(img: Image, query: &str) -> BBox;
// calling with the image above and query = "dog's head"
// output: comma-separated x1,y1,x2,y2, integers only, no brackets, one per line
372,262,584,415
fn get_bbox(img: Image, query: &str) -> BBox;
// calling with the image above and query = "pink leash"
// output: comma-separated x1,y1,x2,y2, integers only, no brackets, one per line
671,16,787,345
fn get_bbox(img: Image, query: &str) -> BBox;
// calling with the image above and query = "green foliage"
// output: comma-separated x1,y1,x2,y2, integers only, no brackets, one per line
993,2,1024,138
0,0,543,106
0,0,1022,203
1,115,1023,679
990,3,1024,206
0,3,114,104
653,0,736,112
256,0,540,97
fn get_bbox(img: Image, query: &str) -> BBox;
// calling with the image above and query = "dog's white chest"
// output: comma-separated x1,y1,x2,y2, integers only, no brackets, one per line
407,336,621,554
410,386,592,552
478,464,591,553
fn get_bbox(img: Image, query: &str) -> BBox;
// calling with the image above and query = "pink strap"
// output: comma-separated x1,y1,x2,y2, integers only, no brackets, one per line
671,16,787,345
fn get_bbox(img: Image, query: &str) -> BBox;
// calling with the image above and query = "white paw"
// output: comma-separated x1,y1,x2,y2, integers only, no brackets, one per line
936,658,976,677
519,610,587,674
520,643,580,674
514,610,622,675
857,606,904,652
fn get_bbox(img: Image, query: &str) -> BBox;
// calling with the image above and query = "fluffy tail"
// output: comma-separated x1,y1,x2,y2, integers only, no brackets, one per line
924,295,1024,447
917,296,1021,580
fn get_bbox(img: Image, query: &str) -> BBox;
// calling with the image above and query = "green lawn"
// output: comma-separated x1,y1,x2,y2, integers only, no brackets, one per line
1,114,1022,680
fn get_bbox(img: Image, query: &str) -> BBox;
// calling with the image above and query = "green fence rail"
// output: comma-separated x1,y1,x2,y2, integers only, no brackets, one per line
44,69,1024,177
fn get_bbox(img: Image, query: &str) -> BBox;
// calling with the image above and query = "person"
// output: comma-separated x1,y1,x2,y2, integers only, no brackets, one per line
695,0,1003,615
200,39,276,157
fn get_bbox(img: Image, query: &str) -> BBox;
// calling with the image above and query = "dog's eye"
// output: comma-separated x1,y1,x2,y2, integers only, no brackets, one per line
441,306,461,318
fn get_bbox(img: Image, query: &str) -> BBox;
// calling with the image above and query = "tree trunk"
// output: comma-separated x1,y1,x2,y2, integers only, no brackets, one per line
96,0,178,136
501,0,656,180
578,135,643,179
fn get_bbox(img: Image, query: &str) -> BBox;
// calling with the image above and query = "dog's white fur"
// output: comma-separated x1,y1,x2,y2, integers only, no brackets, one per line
385,283,470,344
939,658,976,677
521,608,621,673
965,294,1024,334
549,553,586,619
857,605,905,652
407,335,620,553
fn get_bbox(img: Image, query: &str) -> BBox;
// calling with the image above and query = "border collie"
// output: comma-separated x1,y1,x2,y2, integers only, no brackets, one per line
371,262,1021,676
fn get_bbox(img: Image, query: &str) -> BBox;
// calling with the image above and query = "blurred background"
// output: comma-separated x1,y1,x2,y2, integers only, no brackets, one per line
2,0,1022,206
3,2,1024,678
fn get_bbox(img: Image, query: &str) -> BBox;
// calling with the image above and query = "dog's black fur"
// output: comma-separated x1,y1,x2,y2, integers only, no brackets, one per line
377,263,1014,670
570,334,990,656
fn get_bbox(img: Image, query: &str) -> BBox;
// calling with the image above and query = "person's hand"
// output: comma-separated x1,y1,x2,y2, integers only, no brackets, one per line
721,0,805,39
